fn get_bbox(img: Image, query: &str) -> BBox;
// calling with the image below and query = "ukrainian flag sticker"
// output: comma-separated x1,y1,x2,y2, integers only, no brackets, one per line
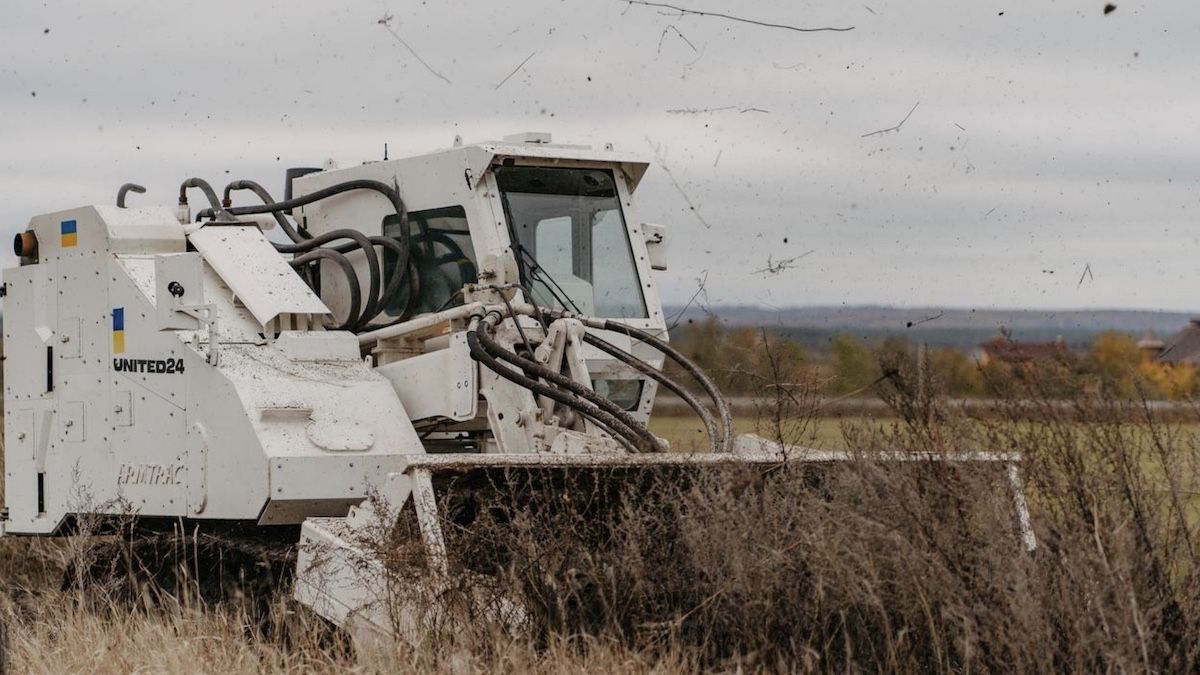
112,307,125,354
60,219,77,248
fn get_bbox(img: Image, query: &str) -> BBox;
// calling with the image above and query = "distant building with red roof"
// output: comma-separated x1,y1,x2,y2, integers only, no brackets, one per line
978,335,1070,366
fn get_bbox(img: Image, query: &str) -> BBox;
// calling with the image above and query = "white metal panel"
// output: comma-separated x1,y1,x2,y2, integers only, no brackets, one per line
62,401,85,443
107,269,189,413
188,224,330,326
115,256,157,303
267,454,404,503
103,253,190,520
3,265,55,404
154,253,204,330
375,333,477,422
93,205,186,254
275,331,360,361
4,410,36,519
59,317,80,358
114,390,132,426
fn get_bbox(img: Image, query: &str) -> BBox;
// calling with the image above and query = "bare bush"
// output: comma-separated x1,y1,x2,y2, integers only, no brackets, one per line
348,353,1200,672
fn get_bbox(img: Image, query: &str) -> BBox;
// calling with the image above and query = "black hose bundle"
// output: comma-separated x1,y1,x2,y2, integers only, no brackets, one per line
193,178,419,331
591,319,733,451
539,310,734,453
287,248,361,331
466,312,665,453
180,177,235,222
581,331,721,454
222,180,310,242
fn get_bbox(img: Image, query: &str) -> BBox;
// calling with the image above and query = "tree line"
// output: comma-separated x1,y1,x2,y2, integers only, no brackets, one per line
666,317,1198,400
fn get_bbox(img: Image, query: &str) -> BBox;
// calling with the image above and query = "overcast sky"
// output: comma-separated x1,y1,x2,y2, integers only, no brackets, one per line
2,0,1197,311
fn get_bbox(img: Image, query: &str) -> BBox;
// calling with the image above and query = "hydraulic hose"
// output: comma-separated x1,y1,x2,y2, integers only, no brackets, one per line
223,180,309,242
307,230,415,326
204,178,416,329
473,314,664,453
220,180,415,327
465,322,639,453
544,311,734,452
358,236,420,331
288,248,361,330
275,229,381,330
582,332,720,454
317,235,412,320
476,329,656,452
362,235,413,327
602,320,733,452
116,183,145,208
179,178,234,221
207,179,405,224
597,319,733,452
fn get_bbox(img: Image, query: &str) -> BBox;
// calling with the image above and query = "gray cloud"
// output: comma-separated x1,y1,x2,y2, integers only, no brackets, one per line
3,0,1198,311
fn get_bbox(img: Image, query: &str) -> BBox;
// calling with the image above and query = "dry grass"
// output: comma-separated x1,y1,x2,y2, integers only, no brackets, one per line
2,364,1200,671
0,535,697,674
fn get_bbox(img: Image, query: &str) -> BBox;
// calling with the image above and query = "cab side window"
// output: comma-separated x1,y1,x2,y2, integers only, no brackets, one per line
383,206,478,317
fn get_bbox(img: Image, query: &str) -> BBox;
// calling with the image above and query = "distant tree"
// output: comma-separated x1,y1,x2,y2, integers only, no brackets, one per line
681,315,725,375
829,334,877,394
1088,332,1140,397
1137,361,1194,400
753,330,808,393
875,335,914,374
980,353,1081,400
930,347,984,397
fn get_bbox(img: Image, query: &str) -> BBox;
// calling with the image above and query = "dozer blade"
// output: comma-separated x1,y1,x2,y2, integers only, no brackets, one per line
293,442,1033,644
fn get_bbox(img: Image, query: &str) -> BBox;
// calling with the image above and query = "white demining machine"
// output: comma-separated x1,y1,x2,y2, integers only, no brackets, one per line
1,133,1034,639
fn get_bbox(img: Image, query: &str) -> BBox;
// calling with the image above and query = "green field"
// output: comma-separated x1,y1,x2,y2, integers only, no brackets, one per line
649,415,886,451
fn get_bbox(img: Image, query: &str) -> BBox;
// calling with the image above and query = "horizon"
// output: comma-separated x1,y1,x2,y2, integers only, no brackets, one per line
664,303,1200,315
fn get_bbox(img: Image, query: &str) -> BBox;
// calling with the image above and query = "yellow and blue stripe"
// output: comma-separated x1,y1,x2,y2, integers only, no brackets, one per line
112,307,125,354
60,219,77,248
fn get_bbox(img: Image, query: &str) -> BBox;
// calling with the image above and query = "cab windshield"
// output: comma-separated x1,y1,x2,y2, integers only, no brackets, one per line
496,166,648,319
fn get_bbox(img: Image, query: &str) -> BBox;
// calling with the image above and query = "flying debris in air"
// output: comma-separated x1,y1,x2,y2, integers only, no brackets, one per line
753,251,813,276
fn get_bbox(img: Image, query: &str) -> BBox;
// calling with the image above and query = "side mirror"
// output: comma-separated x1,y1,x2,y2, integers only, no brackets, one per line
642,223,667,271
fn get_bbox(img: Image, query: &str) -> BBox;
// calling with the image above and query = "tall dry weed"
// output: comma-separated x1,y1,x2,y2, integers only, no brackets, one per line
2,344,1199,673
367,348,1200,672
